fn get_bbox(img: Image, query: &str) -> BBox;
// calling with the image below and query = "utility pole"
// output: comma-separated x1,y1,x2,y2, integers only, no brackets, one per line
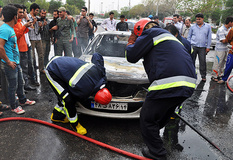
219,0,225,26
129,0,131,9
156,0,159,16
88,0,90,14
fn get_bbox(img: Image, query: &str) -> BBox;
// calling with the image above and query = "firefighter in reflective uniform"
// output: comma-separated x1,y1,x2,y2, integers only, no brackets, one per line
45,53,112,135
125,18,196,160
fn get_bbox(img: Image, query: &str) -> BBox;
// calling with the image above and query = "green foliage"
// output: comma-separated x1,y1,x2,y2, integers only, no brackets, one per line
222,0,233,23
48,0,62,13
120,7,130,19
103,10,119,18
63,4,79,15
35,0,49,11
66,0,85,10
0,0,3,6
25,1,31,12
3,0,28,5
129,4,146,18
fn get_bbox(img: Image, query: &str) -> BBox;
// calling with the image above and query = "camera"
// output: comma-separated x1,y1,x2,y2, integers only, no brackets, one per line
83,16,86,18
37,17,45,21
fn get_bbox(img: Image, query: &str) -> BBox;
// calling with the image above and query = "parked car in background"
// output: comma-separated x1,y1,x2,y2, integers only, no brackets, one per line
96,19,104,25
126,21,136,32
211,33,216,50
163,17,173,26
78,31,149,118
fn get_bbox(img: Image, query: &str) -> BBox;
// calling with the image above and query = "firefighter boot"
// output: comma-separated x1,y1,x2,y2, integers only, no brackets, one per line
70,122,87,135
51,109,69,123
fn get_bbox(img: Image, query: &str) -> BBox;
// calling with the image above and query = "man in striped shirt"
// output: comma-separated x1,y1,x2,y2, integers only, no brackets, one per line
211,17,233,82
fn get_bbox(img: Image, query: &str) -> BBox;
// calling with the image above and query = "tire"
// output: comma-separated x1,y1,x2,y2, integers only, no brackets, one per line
227,75,233,92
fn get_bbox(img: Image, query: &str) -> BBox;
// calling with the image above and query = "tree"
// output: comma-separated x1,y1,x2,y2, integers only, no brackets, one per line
177,0,222,22
222,0,233,23
0,0,3,6
104,10,119,18
63,4,79,15
49,0,62,13
35,0,49,11
129,4,146,18
120,7,130,19
66,0,85,10
3,0,28,5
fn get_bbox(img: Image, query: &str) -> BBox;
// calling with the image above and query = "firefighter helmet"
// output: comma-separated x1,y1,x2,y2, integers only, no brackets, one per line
134,18,151,36
94,88,112,105
134,18,159,36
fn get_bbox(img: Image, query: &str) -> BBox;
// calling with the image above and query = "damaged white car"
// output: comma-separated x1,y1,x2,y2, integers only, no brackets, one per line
77,31,149,118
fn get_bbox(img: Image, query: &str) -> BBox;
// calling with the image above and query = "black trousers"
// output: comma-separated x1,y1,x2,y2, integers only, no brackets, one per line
140,96,187,156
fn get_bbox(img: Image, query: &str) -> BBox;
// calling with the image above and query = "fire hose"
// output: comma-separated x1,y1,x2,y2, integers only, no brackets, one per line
0,117,151,160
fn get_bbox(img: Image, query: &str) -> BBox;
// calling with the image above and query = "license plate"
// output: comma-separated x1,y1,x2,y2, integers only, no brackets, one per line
91,102,128,111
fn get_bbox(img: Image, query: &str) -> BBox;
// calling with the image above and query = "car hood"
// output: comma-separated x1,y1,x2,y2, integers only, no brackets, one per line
80,55,149,84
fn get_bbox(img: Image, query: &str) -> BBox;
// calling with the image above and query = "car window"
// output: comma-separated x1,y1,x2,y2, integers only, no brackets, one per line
127,22,134,29
85,35,102,55
94,34,129,57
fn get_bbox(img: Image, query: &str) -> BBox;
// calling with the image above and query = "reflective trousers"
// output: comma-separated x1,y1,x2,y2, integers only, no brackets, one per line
45,69,78,123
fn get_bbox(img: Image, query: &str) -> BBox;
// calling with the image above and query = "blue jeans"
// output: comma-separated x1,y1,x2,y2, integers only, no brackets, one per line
27,46,36,82
222,54,233,81
3,63,26,109
42,40,51,67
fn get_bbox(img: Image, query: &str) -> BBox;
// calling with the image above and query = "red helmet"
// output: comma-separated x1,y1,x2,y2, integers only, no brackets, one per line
134,18,152,36
94,88,112,105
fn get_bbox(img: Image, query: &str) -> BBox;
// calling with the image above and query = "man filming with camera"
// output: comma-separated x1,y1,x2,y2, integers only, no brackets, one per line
39,9,50,68
76,6,93,58
28,3,44,75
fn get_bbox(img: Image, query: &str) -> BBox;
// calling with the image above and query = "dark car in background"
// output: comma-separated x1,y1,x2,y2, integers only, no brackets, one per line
126,21,136,32
77,31,149,119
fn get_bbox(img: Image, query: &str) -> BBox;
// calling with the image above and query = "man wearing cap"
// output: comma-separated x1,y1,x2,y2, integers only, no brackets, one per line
45,53,112,135
50,7,74,57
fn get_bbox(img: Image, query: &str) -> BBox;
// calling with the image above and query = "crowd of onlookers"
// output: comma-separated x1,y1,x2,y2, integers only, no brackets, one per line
152,13,233,84
0,2,233,116
0,3,132,116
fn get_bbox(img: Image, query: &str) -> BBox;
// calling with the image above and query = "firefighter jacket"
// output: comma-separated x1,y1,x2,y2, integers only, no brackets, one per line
46,53,106,100
125,26,197,99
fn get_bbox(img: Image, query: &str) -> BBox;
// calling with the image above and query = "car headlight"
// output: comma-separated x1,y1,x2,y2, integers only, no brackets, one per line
133,89,147,99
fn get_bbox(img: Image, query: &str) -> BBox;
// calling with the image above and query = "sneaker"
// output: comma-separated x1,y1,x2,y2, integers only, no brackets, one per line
15,94,19,100
11,106,25,114
20,99,36,106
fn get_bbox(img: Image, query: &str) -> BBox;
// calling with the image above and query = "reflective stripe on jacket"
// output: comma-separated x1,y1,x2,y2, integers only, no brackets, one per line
46,54,106,99
126,26,196,99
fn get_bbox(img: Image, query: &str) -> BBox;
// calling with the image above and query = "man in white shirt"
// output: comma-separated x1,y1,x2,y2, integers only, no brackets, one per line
101,11,116,31
173,14,182,33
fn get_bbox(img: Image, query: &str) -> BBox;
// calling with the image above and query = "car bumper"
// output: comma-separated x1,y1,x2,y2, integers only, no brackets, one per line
76,98,143,119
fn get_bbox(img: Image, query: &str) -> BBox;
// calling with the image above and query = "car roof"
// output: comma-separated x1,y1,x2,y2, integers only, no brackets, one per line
97,31,132,36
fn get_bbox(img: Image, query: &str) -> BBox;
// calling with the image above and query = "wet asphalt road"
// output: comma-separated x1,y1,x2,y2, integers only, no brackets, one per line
1,42,233,159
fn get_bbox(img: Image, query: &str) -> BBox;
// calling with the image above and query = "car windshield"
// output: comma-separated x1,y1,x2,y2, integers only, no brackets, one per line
85,34,130,57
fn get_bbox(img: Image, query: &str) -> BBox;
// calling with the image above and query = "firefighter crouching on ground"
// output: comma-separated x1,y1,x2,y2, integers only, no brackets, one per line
125,18,197,160
45,53,112,135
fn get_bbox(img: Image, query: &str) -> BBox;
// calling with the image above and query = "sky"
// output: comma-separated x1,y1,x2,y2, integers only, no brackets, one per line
62,0,143,13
